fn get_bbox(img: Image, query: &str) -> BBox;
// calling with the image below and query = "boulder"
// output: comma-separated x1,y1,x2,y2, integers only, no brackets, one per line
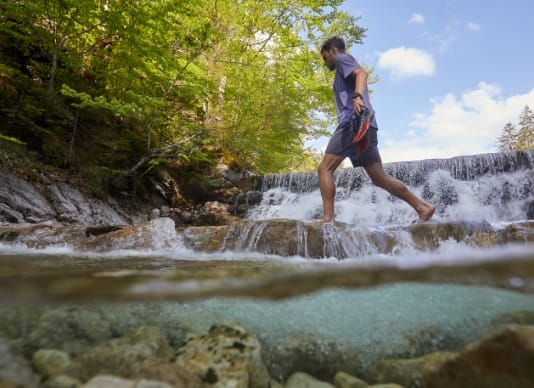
424,325,534,388
67,325,173,381
366,351,457,387
285,372,334,388
0,340,39,388
263,332,363,382
334,371,369,388
175,322,271,388
33,349,72,377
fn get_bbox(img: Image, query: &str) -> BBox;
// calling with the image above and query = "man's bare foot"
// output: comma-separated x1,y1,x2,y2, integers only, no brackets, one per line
418,203,436,222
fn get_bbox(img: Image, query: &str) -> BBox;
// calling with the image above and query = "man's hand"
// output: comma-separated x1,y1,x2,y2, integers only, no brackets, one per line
352,95,367,116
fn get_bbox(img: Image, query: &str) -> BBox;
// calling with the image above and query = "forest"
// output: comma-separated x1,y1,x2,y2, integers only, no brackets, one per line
0,0,366,193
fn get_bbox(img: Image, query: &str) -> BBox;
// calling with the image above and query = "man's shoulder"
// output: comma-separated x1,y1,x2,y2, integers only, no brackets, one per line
337,53,359,68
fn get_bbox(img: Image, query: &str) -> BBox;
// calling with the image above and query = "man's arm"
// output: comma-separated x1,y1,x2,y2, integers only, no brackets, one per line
352,67,368,115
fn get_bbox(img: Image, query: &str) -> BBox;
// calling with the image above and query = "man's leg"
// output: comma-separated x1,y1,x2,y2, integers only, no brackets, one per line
364,162,436,222
317,153,345,223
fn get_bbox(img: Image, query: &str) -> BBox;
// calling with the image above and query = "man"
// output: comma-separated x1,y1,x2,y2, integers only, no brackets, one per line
318,36,435,223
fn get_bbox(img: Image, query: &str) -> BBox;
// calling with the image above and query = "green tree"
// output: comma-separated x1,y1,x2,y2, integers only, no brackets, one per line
497,122,517,151
1,0,368,177
516,105,534,151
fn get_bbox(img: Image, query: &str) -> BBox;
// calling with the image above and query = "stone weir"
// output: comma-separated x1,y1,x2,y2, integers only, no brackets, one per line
2,217,533,259
258,150,534,193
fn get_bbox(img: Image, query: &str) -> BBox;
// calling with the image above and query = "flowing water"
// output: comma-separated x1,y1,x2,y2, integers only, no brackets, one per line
1,151,534,384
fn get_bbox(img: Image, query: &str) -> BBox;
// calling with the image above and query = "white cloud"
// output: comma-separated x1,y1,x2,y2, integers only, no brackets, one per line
409,13,425,25
467,22,481,32
380,83,534,162
378,47,436,80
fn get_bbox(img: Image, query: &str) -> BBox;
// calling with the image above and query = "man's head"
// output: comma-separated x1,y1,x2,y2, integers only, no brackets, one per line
321,37,345,70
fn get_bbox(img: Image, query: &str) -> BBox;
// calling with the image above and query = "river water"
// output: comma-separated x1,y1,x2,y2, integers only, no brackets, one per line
1,151,534,384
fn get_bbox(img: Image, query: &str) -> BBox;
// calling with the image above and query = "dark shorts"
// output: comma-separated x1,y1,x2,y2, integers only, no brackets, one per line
325,121,382,167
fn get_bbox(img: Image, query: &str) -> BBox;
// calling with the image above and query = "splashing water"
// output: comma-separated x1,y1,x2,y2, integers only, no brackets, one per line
250,151,534,227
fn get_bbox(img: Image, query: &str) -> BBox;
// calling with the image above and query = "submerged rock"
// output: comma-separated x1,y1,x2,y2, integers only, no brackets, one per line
0,340,39,388
366,351,457,387
174,322,271,388
424,324,534,388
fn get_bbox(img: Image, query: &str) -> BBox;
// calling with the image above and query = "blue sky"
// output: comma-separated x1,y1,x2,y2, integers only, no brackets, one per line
311,0,534,163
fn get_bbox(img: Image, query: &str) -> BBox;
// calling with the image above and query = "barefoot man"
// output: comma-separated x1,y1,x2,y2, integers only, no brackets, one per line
318,37,435,223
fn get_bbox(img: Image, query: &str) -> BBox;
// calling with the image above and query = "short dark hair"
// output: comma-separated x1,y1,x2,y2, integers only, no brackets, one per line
321,37,345,53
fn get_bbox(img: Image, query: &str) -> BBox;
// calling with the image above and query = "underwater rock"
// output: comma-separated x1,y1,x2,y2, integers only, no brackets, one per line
32,349,72,377
0,340,39,388
424,324,534,388
334,371,369,388
66,325,173,381
84,375,173,388
41,374,82,388
262,332,364,382
491,310,534,327
285,372,334,388
26,307,113,356
174,322,271,388
366,351,457,387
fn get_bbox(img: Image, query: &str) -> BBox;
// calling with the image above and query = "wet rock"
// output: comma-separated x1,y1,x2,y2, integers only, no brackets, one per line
263,332,363,382
182,224,229,252
0,170,57,223
499,221,534,243
77,218,179,252
366,351,457,387
84,225,125,237
398,326,463,358
406,221,493,250
424,325,534,388
0,221,89,249
41,374,82,388
175,322,271,388
67,326,173,381
0,340,39,388
491,310,534,326
84,375,173,388
27,307,113,356
285,372,334,388
33,349,72,377
334,371,369,388
183,219,373,258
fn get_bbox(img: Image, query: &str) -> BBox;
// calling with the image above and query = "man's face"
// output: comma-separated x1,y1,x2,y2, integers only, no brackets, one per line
321,48,337,71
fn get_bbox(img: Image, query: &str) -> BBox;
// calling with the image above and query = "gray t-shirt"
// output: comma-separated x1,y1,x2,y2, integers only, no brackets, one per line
333,53,377,128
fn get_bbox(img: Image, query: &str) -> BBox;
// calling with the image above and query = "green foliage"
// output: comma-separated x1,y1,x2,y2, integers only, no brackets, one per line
0,0,367,176
497,106,534,152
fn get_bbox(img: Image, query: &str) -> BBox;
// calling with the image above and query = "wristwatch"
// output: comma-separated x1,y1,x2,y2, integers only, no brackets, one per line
352,92,362,100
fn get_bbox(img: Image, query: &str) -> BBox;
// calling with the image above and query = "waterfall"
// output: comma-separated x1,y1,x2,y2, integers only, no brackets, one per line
249,151,534,226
